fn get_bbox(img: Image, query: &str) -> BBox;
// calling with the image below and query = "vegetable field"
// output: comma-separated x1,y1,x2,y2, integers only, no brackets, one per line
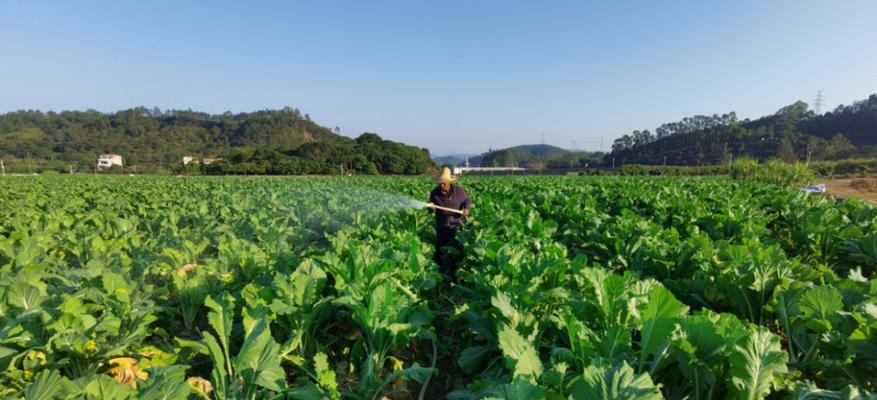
1,176,876,399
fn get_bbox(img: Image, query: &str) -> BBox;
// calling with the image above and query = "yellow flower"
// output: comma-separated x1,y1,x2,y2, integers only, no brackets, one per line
114,288,129,296
187,376,214,396
387,355,404,372
107,357,148,388
219,272,234,284
84,340,98,353
23,370,33,380
25,350,47,364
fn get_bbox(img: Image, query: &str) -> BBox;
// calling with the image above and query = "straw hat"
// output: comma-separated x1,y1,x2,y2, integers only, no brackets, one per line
432,167,457,184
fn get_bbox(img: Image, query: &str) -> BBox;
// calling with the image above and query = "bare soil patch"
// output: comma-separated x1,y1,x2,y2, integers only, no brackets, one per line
822,175,877,205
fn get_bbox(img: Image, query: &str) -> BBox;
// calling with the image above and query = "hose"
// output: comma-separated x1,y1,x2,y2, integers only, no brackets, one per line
418,338,438,400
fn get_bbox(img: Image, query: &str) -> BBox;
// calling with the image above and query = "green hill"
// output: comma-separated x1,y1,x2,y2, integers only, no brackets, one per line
607,94,877,166
504,144,570,158
477,144,604,168
0,107,434,175
479,144,568,166
0,107,343,167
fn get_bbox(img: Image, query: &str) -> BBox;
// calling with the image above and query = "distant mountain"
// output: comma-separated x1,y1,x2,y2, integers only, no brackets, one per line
432,154,475,166
0,107,344,166
608,93,877,166
478,144,569,166
472,144,604,168
503,144,570,158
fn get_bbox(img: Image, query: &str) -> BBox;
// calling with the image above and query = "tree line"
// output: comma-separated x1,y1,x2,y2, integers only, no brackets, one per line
198,133,432,175
608,94,877,166
0,107,432,175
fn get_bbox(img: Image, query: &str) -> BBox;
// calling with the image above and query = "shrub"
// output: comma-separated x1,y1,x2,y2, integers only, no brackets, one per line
729,157,758,180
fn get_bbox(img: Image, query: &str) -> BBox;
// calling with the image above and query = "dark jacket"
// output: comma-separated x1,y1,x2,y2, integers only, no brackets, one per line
429,185,472,231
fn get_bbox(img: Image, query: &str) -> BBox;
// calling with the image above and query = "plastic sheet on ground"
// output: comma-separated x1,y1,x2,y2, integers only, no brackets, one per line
801,183,826,193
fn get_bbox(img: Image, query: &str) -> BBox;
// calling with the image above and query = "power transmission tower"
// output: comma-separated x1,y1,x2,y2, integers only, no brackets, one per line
814,90,824,115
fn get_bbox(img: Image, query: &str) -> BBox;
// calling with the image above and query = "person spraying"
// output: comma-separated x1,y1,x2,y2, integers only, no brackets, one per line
426,167,471,277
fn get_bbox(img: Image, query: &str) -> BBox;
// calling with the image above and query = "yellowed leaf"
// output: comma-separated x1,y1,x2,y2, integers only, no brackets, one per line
187,376,214,396
107,357,148,388
177,263,199,277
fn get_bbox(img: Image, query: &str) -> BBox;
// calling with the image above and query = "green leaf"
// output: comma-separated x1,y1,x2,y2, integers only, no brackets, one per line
23,369,71,400
203,333,229,397
289,260,327,306
799,286,843,333
569,361,663,400
101,272,130,296
497,324,543,380
492,291,524,327
494,377,546,400
314,352,339,399
7,282,47,313
204,294,235,358
287,381,323,400
728,326,789,400
382,362,434,385
586,268,632,327
137,365,191,400
787,380,854,400
234,318,285,393
669,311,732,398
638,285,688,372
458,345,492,374
81,375,136,400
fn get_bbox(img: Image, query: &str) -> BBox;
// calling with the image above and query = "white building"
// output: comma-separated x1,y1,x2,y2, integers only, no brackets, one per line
183,156,222,166
97,154,123,170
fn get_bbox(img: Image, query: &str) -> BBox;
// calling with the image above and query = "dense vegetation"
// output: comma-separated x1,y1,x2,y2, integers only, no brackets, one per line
478,145,604,169
1,175,875,399
0,107,339,166
202,133,432,176
612,158,815,187
609,94,877,166
443,145,605,169
0,108,432,175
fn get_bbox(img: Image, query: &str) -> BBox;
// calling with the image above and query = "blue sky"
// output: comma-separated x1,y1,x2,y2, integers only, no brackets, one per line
2,1,876,155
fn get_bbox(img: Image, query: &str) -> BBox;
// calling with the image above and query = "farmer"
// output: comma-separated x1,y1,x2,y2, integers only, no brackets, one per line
427,167,471,276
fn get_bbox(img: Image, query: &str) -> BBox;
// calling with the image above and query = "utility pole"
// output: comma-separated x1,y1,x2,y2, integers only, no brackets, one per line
806,143,813,166
1,159,5,176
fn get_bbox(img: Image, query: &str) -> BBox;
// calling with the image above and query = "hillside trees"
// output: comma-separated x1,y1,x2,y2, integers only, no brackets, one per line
607,94,877,165
204,133,431,175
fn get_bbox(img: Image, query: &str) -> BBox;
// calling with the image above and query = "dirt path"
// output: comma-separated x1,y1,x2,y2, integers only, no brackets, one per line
821,175,877,205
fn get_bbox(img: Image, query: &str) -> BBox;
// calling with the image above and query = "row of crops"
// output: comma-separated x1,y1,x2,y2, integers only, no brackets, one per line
0,175,875,399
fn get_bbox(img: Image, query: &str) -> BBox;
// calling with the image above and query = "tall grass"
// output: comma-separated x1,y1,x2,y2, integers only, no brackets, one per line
729,157,813,187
